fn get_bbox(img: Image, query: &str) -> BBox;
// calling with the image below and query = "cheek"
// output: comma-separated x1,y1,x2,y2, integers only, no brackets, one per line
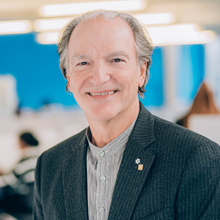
119,70,139,94
68,73,85,93
68,74,75,91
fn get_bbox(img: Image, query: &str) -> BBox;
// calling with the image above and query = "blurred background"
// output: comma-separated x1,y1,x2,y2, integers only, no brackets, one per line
0,0,220,179
0,0,220,218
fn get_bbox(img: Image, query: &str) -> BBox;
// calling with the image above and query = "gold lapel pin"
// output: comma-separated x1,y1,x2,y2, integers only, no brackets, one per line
138,164,143,170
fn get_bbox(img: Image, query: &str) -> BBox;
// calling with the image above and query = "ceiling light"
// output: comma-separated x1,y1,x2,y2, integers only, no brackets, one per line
40,0,145,17
34,18,73,32
146,24,200,37
0,20,31,35
145,24,216,46
34,13,174,33
135,13,175,25
36,32,59,44
36,25,216,46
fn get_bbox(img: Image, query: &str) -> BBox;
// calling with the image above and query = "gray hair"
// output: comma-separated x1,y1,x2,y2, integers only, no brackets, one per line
58,10,154,97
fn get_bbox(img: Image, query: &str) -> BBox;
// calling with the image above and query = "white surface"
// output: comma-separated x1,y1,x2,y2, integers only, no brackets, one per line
0,110,88,172
189,114,220,145
0,75,18,116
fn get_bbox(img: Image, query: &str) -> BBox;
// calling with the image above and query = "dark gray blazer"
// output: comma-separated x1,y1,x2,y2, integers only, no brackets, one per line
33,103,220,220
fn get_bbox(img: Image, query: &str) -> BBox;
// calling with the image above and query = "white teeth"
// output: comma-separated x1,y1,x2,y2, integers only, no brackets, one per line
90,91,115,96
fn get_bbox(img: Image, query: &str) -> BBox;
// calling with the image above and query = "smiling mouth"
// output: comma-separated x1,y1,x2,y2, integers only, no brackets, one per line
88,90,117,96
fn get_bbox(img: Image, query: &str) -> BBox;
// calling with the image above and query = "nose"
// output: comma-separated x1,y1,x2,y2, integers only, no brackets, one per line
89,61,110,86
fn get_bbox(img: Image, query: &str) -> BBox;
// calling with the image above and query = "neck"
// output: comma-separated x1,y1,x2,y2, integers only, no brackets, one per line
87,101,139,148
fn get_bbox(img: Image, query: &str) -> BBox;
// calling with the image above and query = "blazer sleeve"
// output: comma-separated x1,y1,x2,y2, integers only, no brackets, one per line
176,140,220,219
33,153,44,220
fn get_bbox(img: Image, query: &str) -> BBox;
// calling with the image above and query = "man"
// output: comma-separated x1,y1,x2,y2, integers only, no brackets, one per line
33,10,220,220
0,132,39,219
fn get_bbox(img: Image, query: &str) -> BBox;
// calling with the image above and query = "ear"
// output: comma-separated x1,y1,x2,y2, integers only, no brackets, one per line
67,75,70,83
138,62,147,87
66,75,71,91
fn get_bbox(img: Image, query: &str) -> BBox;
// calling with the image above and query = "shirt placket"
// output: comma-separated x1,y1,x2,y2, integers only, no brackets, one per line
96,150,107,220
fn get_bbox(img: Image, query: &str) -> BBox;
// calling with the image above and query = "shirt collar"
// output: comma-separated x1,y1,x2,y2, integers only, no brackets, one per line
86,116,137,158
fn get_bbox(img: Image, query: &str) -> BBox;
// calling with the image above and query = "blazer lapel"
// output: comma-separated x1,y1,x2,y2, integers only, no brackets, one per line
62,132,89,220
108,103,156,220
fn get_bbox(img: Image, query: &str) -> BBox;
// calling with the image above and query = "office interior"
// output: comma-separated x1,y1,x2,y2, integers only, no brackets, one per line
0,0,220,180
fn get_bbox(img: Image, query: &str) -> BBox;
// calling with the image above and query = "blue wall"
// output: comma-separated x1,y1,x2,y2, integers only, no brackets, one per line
140,47,164,106
0,33,77,109
176,44,205,104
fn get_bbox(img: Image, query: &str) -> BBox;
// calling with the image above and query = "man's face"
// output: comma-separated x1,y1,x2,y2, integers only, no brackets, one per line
67,17,146,123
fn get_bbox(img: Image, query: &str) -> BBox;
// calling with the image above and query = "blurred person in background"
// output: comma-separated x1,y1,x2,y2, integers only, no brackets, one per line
176,81,219,128
34,10,220,219
0,132,39,220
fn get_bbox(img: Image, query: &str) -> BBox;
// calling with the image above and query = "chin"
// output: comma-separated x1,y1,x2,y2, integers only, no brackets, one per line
96,114,116,122
86,107,119,122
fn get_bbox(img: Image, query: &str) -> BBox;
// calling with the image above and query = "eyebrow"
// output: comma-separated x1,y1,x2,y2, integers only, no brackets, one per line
71,54,90,63
70,51,130,63
108,51,130,59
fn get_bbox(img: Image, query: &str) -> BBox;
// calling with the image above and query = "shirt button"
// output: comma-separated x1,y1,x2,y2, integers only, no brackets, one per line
100,175,106,182
99,207,105,214
99,151,105,157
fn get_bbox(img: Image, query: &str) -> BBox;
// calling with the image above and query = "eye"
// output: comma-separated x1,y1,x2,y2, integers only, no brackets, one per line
77,61,88,66
113,58,122,63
